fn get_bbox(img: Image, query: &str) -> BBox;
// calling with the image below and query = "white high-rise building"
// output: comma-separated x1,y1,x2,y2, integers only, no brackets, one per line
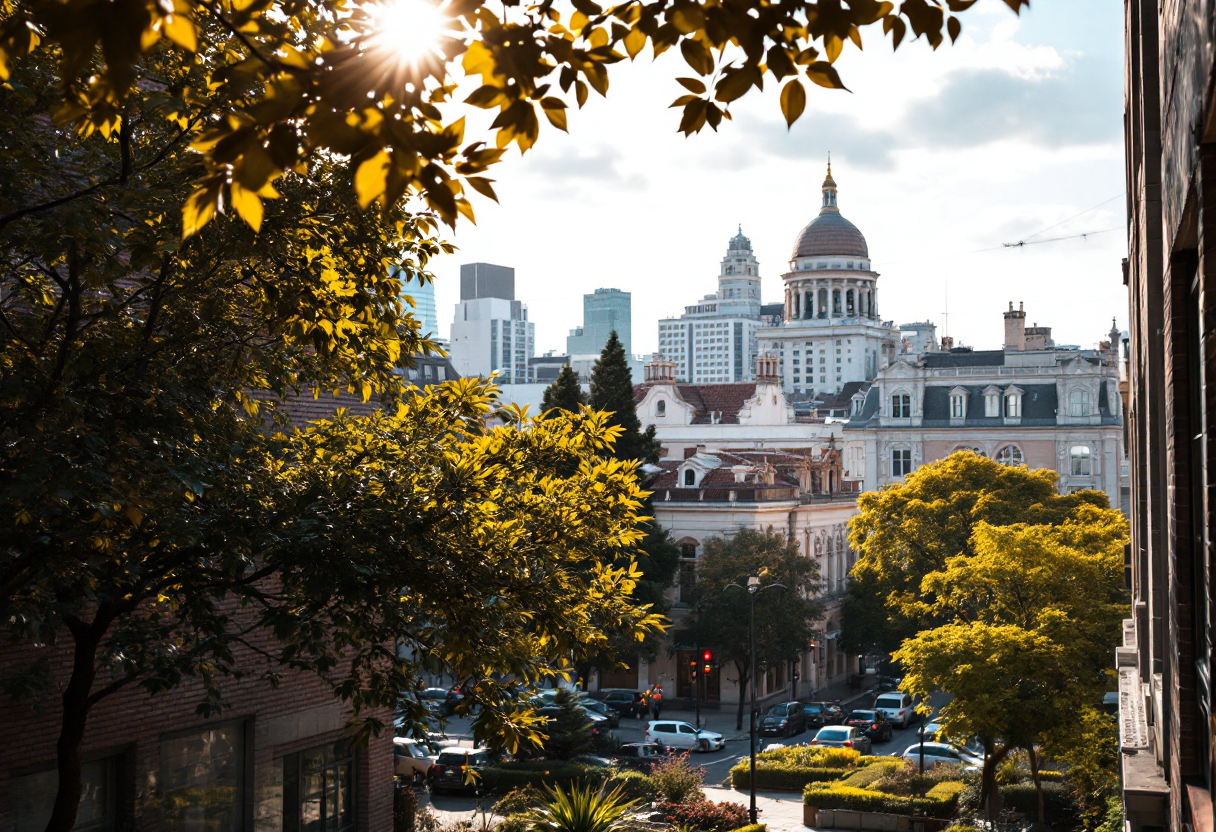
448,263,535,383
656,228,765,383
756,163,899,395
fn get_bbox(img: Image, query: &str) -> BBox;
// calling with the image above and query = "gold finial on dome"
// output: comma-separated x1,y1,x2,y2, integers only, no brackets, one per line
821,155,838,211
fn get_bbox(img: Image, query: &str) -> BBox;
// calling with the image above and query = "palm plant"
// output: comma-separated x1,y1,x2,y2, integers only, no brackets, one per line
527,782,639,832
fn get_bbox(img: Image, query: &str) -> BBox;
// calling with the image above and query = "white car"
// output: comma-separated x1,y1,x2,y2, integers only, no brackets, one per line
644,720,726,752
873,692,916,729
900,742,983,770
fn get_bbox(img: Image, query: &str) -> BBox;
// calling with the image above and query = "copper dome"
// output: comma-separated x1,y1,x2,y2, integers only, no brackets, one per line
791,211,869,260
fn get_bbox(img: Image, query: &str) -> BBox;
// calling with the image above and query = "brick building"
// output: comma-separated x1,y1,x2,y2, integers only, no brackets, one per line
1121,0,1216,828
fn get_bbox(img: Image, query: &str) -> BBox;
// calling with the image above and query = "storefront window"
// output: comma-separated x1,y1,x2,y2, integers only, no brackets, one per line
12,758,116,832
282,741,355,832
160,723,245,832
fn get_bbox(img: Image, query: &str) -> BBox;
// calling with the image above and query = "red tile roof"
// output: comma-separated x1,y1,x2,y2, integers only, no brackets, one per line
633,382,759,424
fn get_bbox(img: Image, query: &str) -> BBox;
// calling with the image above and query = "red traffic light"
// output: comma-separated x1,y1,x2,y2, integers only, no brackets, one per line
702,649,713,662
703,663,712,674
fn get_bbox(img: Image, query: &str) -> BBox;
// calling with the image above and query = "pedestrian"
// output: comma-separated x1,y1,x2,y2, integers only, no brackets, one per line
651,684,663,719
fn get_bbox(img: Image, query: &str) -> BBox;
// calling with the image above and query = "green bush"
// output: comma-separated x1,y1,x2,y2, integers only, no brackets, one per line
482,761,609,792
998,781,1078,827
496,816,530,832
840,761,903,789
648,753,705,804
729,755,905,791
494,786,545,816
755,746,861,768
657,799,749,831
942,825,980,832
525,782,639,832
728,825,766,832
604,770,658,803
801,783,962,818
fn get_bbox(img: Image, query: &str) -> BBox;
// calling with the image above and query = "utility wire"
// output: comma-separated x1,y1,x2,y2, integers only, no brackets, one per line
1003,192,1125,247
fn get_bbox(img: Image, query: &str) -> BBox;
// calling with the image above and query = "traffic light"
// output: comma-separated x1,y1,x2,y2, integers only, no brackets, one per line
701,649,713,674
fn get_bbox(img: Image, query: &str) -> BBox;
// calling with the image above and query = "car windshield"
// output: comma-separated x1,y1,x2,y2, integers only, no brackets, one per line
804,704,824,713
849,710,877,721
818,729,848,740
437,751,473,765
766,705,790,716
875,697,903,709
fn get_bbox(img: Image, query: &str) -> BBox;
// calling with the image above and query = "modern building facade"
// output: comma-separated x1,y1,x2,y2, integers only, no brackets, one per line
841,304,1124,507
756,165,899,396
567,288,631,356
396,269,439,338
1120,1,1216,828
448,263,535,384
657,229,766,384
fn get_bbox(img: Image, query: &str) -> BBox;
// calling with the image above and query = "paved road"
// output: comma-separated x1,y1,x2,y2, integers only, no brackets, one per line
416,692,943,829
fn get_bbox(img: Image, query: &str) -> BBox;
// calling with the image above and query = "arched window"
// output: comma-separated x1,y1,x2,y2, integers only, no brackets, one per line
891,392,911,418
1070,445,1092,476
683,469,695,486
996,445,1024,466
656,400,666,417
1068,388,1091,417
953,445,985,457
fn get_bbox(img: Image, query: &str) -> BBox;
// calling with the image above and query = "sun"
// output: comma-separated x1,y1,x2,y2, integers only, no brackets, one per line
367,0,450,65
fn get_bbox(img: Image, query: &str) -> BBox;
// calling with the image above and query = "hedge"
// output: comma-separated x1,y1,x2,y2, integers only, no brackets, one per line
730,756,905,791
728,825,767,832
840,761,904,789
605,770,658,803
481,762,609,792
998,781,1078,827
755,746,861,768
802,782,964,819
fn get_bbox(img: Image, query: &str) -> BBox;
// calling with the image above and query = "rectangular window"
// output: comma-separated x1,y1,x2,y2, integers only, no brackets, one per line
950,396,965,419
1070,446,1092,477
282,740,356,832
12,758,117,832
1005,394,1021,418
891,449,912,477
984,393,999,418
679,562,696,604
161,723,245,832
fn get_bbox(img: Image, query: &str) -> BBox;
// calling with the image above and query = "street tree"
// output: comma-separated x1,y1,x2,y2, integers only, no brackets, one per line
843,451,1118,657
542,365,588,414
589,330,661,466
0,0,1027,232
0,43,663,832
683,528,822,730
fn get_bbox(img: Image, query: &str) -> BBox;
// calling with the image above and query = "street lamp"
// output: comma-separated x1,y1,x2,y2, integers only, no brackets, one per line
726,576,785,825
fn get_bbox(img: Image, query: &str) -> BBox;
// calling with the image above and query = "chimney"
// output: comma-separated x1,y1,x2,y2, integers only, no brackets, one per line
941,335,954,350
1003,301,1026,351
755,352,779,383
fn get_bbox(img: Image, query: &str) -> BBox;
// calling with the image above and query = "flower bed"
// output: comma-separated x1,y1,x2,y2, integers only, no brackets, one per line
657,799,750,831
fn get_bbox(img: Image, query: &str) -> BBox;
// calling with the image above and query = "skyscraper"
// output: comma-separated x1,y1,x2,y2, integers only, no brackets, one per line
396,269,438,338
567,288,631,356
449,263,534,383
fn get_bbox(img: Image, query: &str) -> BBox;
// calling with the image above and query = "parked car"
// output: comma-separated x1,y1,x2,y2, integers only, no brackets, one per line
873,692,917,729
802,701,845,727
759,702,808,737
536,705,609,737
810,725,872,755
845,709,894,742
875,675,902,692
644,720,726,752
899,742,983,771
613,742,669,772
920,724,983,756
591,689,646,718
394,737,441,784
430,748,492,795
579,696,621,728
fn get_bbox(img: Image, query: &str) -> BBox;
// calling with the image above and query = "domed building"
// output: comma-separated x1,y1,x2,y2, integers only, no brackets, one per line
757,163,898,395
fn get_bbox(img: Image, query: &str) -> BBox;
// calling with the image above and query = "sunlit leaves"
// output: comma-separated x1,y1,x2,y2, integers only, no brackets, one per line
779,78,805,127
0,0,1024,235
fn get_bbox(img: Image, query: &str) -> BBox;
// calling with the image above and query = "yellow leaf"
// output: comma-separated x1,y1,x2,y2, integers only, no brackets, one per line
181,183,219,239
230,182,264,232
779,78,806,127
355,149,390,208
164,13,197,52
623,27,646,59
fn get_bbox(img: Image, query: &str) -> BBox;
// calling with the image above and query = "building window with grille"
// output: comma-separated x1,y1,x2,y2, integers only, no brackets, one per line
1070,445,1092,476
1068,388,1091,417
281,740,356,832
891,393,911,419
950,394,966,419
996,445,1024,466
891,448,912,477
1005,392,1021,418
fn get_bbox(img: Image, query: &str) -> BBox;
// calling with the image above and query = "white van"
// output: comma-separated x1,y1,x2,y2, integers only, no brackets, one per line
873,692,916,729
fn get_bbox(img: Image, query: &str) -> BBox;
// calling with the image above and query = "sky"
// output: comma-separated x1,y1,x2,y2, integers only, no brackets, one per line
425,0,1128,357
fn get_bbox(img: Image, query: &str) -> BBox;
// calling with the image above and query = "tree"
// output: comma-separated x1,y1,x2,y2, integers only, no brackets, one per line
0,43,664,832
0,0,1026,231
589,331,661,466
543,689,595,760
682,528,821,730
843,451,1119,657
542,365,588,415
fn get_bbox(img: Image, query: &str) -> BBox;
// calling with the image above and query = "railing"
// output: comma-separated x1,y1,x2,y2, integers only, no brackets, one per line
799,492,859,504
657,486,800,503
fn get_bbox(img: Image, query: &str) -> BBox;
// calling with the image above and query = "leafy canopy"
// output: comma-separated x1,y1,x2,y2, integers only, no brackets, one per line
0,0,1027,231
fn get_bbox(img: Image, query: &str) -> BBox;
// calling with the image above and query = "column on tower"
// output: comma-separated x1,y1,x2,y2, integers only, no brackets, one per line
785,288,791,320
805,283,814,319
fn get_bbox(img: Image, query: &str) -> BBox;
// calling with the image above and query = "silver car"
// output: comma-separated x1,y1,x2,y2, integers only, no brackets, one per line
644,720,726,752
810,725,872,755
900,741,983,770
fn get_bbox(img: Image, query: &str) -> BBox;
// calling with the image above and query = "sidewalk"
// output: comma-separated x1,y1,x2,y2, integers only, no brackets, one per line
703,785,809,832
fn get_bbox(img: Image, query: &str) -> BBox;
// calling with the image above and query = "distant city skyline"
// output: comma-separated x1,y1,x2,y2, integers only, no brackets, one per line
422,0,1126,360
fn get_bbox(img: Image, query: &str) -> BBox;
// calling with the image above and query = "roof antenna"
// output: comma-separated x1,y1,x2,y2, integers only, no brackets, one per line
942,278,949,341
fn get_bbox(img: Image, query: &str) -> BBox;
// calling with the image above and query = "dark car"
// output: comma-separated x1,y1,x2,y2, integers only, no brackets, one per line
759,702,808,737
612,742,669,772
430,749,491,795
802,701,845,728
579,696,621,728
845,709,893,742
590,689,646,719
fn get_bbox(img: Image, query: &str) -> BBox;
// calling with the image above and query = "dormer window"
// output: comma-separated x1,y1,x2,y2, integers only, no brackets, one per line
656,400,666,417
1004,388,1022,419
683,469,695,486
983,386,1001,418
949,387,968,420
1068,388,1091,417
891,392,911,419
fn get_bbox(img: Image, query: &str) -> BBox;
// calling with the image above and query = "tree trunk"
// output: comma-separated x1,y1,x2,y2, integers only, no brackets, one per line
978,744,1009,822
45,618,103,832
1028,745,1045,826
735,660,749,731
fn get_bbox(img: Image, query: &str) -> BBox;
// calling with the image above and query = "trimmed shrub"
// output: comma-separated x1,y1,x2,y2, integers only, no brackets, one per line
998,781,1079,827
755,746,861,768
942,825,980,832
801,783,963,819
729,755,905,791
604,770,658,803
840,761,904,789
658,799,750,831
482,761,609,792
728,825,766,832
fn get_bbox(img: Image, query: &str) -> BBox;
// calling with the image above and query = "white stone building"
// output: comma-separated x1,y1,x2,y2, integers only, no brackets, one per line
449,297,534,384
756,164,899,396
656,229,766,384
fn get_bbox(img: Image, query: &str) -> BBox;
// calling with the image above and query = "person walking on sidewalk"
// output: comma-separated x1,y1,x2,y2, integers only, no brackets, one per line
650,684,664,719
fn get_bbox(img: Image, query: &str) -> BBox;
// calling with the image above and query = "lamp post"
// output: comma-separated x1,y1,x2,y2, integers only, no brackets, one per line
726,576,785,825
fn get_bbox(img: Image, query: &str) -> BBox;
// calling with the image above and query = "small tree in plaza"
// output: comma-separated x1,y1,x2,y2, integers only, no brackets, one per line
683,528,822,730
